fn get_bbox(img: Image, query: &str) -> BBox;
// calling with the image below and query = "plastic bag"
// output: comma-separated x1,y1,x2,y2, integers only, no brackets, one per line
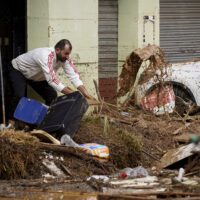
120,166,149,178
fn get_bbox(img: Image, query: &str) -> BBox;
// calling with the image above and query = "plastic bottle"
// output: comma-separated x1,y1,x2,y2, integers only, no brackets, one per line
189,135,200,145
60,134,79,147
119,166,148,178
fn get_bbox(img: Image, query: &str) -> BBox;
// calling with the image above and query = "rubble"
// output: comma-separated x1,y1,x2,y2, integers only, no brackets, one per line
158,143,196,169
1,110,200,198
117,44,168,110
0,130,40,179
1,45,200,198
117,45,165,97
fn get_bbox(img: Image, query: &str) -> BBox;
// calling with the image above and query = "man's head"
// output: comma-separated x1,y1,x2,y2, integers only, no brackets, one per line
55,39,72,62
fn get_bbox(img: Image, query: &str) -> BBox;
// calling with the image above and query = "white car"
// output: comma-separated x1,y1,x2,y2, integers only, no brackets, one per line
135,60,200,107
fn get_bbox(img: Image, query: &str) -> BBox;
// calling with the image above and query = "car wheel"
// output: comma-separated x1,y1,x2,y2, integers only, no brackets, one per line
172,84,196,116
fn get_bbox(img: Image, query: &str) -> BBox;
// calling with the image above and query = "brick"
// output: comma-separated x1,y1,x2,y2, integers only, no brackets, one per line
99,78,117,104
99,78,117,85
99,87,117,92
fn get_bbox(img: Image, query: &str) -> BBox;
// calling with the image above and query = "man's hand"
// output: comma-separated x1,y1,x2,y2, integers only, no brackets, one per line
77,85,93,99
61,85,99,105
77,85,100,105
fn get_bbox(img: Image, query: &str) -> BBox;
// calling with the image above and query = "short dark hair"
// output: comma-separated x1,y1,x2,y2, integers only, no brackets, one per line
54,39,72,50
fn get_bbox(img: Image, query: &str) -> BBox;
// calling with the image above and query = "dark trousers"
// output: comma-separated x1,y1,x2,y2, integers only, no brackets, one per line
8,65,57,119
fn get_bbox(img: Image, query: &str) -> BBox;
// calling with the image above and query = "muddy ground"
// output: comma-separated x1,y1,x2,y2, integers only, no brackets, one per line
1,106,200,199
1,105,199,179
75,107,200,170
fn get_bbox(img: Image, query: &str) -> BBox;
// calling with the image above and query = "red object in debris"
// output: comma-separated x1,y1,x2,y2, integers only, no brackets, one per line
114,172,127,179
121,172,127,178
142,85,175,114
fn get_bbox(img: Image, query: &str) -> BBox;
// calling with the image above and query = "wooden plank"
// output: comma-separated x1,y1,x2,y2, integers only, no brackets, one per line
30,130,60,145
158,143,196,168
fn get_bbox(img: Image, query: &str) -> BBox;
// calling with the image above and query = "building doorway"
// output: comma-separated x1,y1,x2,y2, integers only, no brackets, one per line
98,0,118,104
0,0,26,123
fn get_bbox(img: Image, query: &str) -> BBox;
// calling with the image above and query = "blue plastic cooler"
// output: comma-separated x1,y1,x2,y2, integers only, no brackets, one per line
14,97,48,125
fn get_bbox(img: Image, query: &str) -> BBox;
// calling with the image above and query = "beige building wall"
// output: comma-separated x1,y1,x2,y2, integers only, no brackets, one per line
48,0,98,98
118,0,159,102
27,0,98,101
138,0,160,47
27,0,50,100
27,0,49,50
118,0,139,73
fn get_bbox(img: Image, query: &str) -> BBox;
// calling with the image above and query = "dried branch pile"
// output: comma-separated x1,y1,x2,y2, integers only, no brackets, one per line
0,130,40,179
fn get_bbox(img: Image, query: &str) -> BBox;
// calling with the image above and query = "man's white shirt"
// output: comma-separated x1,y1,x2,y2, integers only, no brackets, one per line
12,47,83,92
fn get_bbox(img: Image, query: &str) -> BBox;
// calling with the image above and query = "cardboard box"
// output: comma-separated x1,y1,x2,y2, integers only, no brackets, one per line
79,143,109,161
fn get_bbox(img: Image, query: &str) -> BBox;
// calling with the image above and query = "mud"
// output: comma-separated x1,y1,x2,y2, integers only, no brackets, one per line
118,45,167,97
1,111,200,198
2,110,199,180
74,116,141,169
0,130,40,179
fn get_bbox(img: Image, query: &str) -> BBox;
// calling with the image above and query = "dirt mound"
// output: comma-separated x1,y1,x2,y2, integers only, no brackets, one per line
1,111,197,180
74,116,142,169
118,44,167,97
74,112,180,169
0,129,116,180
0,130,40,179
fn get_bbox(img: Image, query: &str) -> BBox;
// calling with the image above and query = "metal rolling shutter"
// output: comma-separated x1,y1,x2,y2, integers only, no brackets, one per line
160,0,200,63
98,0,118,78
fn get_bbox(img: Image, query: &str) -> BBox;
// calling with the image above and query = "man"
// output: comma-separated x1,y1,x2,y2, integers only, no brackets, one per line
8,39,93,128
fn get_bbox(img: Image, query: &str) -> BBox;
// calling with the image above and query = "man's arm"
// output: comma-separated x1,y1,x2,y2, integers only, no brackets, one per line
77,85,94,99
61,85,94,99
78,85,100,105
61,87,73,94
39,52,65,92
62,59,94,99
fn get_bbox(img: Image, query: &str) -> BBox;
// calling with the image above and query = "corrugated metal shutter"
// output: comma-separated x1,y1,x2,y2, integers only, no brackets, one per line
98,0,118,78
160,0,200,63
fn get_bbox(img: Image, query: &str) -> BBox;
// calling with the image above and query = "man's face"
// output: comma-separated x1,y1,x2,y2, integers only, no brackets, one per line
55,44,71,63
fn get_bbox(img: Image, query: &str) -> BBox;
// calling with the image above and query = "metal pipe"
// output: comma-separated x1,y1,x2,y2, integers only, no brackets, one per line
0,47,6,125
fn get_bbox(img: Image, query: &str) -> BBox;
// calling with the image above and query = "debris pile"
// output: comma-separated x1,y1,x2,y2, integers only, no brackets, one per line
0,117,142,180
118,44,168,99
0,130,39,179
75,116,142,169
1,45,200,199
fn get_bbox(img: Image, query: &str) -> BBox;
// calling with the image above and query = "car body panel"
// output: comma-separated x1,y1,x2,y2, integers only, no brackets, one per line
135,60,200,106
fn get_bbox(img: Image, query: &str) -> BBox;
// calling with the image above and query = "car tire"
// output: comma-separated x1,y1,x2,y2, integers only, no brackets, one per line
172,84,196,116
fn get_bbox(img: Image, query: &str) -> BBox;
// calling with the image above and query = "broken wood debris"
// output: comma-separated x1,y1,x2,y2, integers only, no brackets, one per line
172,123,191,135
174,133,195,143
30,129,61,144
158,143,197,169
